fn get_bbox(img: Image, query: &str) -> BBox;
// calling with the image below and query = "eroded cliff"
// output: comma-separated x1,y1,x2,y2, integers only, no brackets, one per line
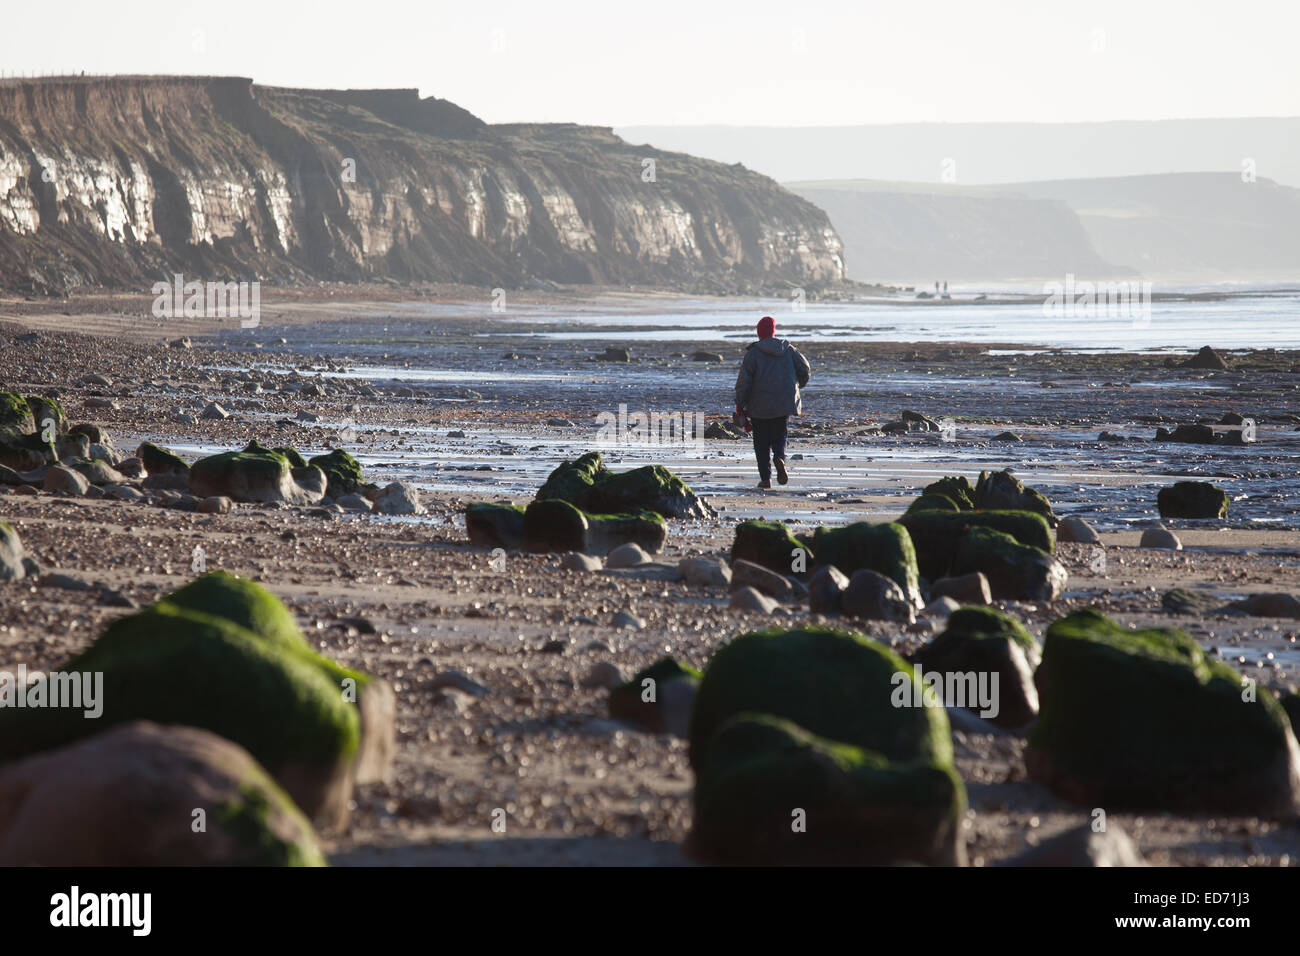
0,76,844,294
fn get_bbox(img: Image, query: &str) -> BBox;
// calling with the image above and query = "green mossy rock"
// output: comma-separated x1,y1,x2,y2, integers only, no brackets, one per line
275,447,308,469
537,451,712,519
923,476,975,510
0,393,34,433
24,396,65,435
137,441,190,475
608,658,701,735
1026,608,1300,815
0,603,360,821
1281,692,1300,736
690,714,966,866
975,469,1057,525
810,521,922,608
899,509,1055,582
953,526,1067,601
190,441,323,504
0,427,55,470
1157,481,1230,519
905,492,962,514
523,499,588,553
730,520,813,579
585,509,667,555
465,502,525,549
912,606,1040,727
688,626,952,769
308,449,363,497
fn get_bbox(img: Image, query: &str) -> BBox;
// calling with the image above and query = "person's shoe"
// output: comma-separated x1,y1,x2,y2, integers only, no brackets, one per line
774,458,788,485
757,479,772,490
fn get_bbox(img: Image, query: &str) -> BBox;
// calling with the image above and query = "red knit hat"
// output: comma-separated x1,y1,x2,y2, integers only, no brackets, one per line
757,315,776,339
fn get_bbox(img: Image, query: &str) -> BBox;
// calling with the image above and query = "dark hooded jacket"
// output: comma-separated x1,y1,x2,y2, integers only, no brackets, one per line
735,337,811,419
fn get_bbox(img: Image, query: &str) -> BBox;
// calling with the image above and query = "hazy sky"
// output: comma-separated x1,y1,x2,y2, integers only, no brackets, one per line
3,0,1297,126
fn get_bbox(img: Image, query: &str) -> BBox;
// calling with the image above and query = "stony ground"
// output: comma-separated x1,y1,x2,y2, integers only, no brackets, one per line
2,286,1299,866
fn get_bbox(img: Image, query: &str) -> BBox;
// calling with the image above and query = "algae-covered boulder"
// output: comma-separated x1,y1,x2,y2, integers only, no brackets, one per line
953,525,1067,601
905,492,962,514
690,714,966,866
275,446,309,469
912,606,1040,727
163,571,394,786
608,658,701,736
1026,608,1300,815
189,440,326,505
537,451,714,519
308,449,363,498
811,521,922,609
975,469,1057,526
899,509,1055,583
0,392,35,433
0,602,360,826
0,722,325,866
923,476,975,510
0,428,55,471
1157,481,1230,519
466,502,525,549
0,521,27,581
688,626,952,769
136,441,190,476
523,499,588,553
24,395,65,436
584,509,667,555
730,520,813,579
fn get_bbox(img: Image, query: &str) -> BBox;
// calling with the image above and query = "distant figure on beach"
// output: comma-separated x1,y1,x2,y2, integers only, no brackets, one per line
734,315,811,490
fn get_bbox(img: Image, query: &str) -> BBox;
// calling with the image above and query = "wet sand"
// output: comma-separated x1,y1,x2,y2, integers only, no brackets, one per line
2,285,1299,866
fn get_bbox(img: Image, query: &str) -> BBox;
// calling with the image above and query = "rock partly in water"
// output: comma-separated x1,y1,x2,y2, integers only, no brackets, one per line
1157,481,1229,519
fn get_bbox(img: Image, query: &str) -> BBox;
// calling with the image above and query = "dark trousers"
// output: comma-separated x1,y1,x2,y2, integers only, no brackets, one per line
751,416,788,482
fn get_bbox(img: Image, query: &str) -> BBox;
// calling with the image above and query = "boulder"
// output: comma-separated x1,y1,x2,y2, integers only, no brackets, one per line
42,464,89,496
729,586,778,614
905,492,963,514
687,626,953,769
1161,587,1223,615
372,481,424,515
1157,481,1229,519
1164,424,1217,444
606,542,651,568
308,449,364,498
0,723,324,866
197,496,233,515
730,558,800,602
930,572,993,606
1140,527,1182,550
677,556,732,588
1181,345,1228,370
608,658,701,736
71,459,125,486
912,606,1040,727
0,521,27,581
922,476,975,510
974,470,1057,526
841,569,915,623
1227,593,1300,619
24,395,65,435
690,714,966,866
1006,822,1146,867
807,564,849,615
189,441,325,505
730,519,812,578
1026,608,1300,815
136,442,189,476
899,509,1054,582
465,502,525,549
0,392,35,433
952,526,1067,601
811,521,922,608
536,451,713,519
1057,516,1102,544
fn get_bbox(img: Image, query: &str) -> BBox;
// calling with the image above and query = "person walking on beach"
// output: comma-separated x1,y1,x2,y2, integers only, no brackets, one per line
734,315,811,490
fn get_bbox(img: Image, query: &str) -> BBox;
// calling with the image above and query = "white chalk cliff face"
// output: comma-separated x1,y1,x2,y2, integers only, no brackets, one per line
0,77,845,294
